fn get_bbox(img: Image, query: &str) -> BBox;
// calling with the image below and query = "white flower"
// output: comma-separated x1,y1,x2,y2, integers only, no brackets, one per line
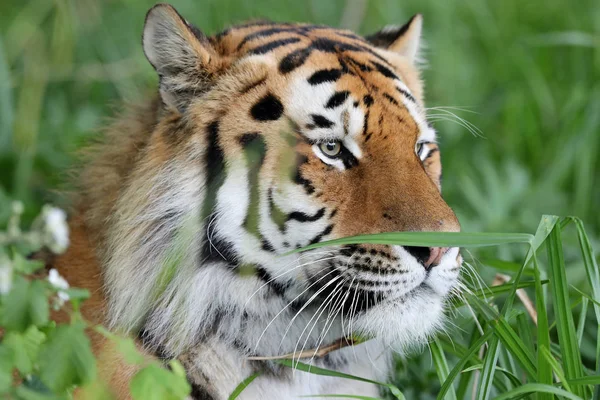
0,256,12,295
48,268,69,290
48,268,70,305
42,206,69,254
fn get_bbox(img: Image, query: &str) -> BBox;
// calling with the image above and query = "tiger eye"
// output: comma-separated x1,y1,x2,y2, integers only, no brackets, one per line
319,141,342,157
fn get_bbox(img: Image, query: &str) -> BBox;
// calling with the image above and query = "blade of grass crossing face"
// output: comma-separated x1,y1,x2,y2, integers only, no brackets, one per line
430,337,457,400
288,232,534,255
547,224,587,398
533,254,553,399
437,330,493,400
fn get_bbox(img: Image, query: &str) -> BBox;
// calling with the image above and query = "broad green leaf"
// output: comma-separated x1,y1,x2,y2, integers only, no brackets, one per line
276,359,405,400
12,252,44,274
0,345,13,393
38,322,96,392
13,385,64,400
1,275,49,332
430,337,456,400
95,326,145,365
493,383,584,400
547,224,587,398
130,363,191,400
228,372,261,400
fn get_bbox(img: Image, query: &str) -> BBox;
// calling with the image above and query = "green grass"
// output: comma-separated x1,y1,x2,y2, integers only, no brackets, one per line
0,0,598,399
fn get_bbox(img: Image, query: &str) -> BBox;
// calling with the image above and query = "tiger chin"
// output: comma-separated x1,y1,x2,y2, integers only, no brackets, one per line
52,3,463,399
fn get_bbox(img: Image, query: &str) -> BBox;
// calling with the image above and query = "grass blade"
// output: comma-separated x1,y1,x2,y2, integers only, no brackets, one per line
288,232,533,254
468,296,537,378
540,345,572,392
493,383,584,400
571,217,600,400
228,372,261,400
437,330,493,400
533,254,553,399
547,224,587,398
430,337,457,400
276,359,405,400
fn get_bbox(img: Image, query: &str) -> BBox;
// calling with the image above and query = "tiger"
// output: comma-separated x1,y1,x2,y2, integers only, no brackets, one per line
51,3,462,399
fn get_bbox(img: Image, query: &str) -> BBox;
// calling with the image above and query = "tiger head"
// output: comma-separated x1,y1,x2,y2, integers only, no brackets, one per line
105,4,462,353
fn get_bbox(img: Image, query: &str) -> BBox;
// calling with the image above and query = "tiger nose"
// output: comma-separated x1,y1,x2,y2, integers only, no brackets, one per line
405,246,449,270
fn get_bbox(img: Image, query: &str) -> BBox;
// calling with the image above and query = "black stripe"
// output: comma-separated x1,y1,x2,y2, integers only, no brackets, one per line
396,86,417,103
190,382,215,400
362,110,370,136
279,47,313,74
308,224,334,245
363,95,374,107
383,93,399,106
248,37,302,55
311,114,334,129
372,61,400,80
240,77,267,94
201,217,239,266
237,27,300,50
325,91,350,109
201,121,226,220
287,207,325,223
255,266,290,296
308,69,343,85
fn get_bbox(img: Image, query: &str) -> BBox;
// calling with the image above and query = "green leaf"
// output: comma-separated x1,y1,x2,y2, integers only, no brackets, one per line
130,363,191,400
276,359,405,400
228,372,261,400
568,375,600,386
547,224,587,398
288,232,533,255
38,321,96,392
493,383,584,400
13,385,65,400
1,275,49,332
539,344,572,392
0,345,13,393
94,326,145,365
430,337,456,400
12,253,44,274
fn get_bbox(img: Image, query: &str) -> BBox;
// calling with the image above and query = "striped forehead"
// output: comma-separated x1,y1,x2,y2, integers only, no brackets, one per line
215,22,429,140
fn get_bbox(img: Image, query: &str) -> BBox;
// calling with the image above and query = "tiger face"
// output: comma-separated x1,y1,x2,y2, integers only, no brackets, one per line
107,4,461,352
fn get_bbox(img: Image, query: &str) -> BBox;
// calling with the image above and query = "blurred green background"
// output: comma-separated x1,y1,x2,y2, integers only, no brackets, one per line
0,0,598,397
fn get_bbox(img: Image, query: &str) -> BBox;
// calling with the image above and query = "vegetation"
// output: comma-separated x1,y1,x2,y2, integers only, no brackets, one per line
0,0,598,399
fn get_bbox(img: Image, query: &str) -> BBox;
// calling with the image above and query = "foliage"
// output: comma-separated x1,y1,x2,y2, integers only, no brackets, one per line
0,205,190,400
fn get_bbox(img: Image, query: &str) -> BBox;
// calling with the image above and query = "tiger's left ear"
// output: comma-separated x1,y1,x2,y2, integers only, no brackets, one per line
365,14,423,64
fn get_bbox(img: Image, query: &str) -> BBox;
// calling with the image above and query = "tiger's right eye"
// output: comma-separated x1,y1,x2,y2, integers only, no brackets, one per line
319,141,342,158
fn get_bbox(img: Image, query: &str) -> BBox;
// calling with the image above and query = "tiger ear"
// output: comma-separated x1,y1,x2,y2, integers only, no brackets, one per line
143,4,217,111
365,14,423,64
